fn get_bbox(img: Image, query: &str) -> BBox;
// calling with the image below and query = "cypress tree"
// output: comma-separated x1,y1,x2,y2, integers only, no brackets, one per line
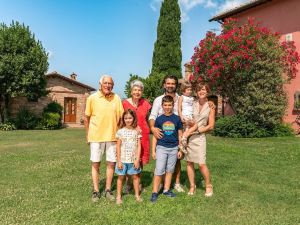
151,0,182,78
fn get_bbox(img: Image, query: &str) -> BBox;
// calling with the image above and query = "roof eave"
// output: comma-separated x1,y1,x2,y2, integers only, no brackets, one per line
46,73,96,91
209,0,272,22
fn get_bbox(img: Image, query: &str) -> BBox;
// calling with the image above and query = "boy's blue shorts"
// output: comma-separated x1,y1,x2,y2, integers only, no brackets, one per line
115,162,141,175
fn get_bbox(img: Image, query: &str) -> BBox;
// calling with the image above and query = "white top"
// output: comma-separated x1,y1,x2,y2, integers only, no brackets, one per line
181,95,194,116
148,93,179,121
116,128,142,163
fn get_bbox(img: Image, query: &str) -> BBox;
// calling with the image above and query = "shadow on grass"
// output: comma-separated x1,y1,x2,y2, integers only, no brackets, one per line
98,164,205,192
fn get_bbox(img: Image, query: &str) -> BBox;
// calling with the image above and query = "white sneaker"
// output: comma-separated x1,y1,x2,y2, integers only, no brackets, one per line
174,183,185,192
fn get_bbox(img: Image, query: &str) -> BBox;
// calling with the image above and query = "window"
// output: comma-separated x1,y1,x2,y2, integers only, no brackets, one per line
294,91,300,110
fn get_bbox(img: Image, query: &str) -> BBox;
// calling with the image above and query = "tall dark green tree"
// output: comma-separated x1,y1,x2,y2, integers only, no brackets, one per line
0,21,48,122
151,0,182,78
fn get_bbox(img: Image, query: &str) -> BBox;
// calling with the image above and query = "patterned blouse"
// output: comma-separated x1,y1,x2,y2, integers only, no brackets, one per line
116,127,142,163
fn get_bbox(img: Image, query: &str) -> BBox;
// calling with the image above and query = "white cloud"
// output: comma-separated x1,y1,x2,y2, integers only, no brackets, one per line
180,0,217,10
150,0,218,23
216,0,249,14
47,50,54,59
150,0,162,12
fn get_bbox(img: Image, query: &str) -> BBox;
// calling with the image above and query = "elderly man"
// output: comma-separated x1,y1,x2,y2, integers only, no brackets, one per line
149,74,185,193
84,75,123,202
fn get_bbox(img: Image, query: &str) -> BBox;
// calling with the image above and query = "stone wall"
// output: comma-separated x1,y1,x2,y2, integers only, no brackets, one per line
10,76,93,127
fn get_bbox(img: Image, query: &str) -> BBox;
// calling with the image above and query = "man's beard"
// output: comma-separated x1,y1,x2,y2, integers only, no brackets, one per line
164,87,176,94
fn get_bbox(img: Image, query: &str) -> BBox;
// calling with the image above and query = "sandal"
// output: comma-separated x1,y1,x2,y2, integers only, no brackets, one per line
187,185,196,196
135,195,143,202
116,197,123,205
204,184,213,197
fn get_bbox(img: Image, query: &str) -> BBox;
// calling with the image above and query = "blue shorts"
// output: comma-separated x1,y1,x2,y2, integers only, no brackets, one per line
154,145,178,176
115,163,141,175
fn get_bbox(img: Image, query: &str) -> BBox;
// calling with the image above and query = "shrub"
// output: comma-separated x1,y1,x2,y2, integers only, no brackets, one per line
39,112,62,130
213,115,293,138
273,124,294,137
15,107,38,129
0,122,16,131
214,116,255,138
43,102,63,115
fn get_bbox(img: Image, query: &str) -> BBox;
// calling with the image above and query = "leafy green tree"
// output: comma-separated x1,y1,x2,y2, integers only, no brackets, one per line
0,21,48,122
143,72,165,103
151,0,182,79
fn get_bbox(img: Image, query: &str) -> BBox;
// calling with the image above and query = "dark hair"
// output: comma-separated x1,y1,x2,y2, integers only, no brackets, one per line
163,74,178,87
121,109,138,128
180,81,192,94
161,95,174,105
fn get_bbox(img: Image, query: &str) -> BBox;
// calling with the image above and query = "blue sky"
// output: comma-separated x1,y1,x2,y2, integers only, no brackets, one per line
0,0,247,97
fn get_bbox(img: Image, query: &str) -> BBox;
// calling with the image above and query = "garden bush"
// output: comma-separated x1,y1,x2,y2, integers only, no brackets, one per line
273,123,294,137
213,116,294,138
0,122,16,131
15,107,38,129
39,112,62,130
43,102,63,115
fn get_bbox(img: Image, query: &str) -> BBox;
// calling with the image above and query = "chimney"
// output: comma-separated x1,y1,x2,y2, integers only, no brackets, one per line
184,63,192,80
70,72,77,80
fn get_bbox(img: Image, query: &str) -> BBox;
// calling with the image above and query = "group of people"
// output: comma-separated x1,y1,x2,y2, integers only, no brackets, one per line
84,74,215,204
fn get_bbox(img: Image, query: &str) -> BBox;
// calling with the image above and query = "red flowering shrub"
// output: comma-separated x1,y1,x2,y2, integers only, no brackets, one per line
191,18,300,129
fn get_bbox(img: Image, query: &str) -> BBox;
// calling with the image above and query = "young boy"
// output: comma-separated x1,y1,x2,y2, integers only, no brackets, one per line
150,95,183,202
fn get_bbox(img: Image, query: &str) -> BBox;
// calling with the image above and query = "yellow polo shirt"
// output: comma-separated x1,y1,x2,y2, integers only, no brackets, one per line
85,91,124,142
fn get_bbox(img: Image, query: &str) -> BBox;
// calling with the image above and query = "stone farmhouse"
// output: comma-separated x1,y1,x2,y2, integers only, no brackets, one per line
10,72,96,127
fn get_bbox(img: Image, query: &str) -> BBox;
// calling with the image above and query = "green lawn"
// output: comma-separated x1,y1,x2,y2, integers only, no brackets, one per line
0,129,299,225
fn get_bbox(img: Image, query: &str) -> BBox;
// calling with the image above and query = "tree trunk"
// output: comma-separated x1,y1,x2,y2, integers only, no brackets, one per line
0,95,11,123
0,94,4,123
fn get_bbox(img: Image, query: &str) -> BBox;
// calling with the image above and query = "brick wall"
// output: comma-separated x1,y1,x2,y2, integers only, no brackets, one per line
10,76,93,127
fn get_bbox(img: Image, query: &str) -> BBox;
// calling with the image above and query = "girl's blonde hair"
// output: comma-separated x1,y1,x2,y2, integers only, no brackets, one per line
180,80,192,94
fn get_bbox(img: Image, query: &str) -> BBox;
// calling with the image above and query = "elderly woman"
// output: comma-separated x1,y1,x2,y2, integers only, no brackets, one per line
183,82,215,197
122,80,151,190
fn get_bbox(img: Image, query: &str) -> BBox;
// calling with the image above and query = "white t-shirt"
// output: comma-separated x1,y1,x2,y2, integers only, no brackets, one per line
181,95,194,116
148,93,179,121
116,127,142,163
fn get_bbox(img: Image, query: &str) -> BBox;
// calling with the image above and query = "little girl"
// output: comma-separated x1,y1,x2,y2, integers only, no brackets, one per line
115,109,143,205
178,81,194,154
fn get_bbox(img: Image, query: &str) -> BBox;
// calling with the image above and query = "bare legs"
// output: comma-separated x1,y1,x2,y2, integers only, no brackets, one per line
153,172,173,193
105,161,115,191
174,159,181,185
186,161,212,194
91,161,115,193
92,162,100,192
186,161,196,193
117,174,141,202
116,175,124,200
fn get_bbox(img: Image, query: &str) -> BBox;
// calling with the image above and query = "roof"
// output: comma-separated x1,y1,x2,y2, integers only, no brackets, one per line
209,0,272,22
46,71,96,91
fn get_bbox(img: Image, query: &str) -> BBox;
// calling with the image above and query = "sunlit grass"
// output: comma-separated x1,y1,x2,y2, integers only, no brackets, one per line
0,129,299,225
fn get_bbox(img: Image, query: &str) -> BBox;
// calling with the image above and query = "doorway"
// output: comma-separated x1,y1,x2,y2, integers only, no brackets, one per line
64,97,77,123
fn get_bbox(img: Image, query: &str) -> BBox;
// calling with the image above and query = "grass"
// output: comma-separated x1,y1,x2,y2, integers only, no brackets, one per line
0,129,299,225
